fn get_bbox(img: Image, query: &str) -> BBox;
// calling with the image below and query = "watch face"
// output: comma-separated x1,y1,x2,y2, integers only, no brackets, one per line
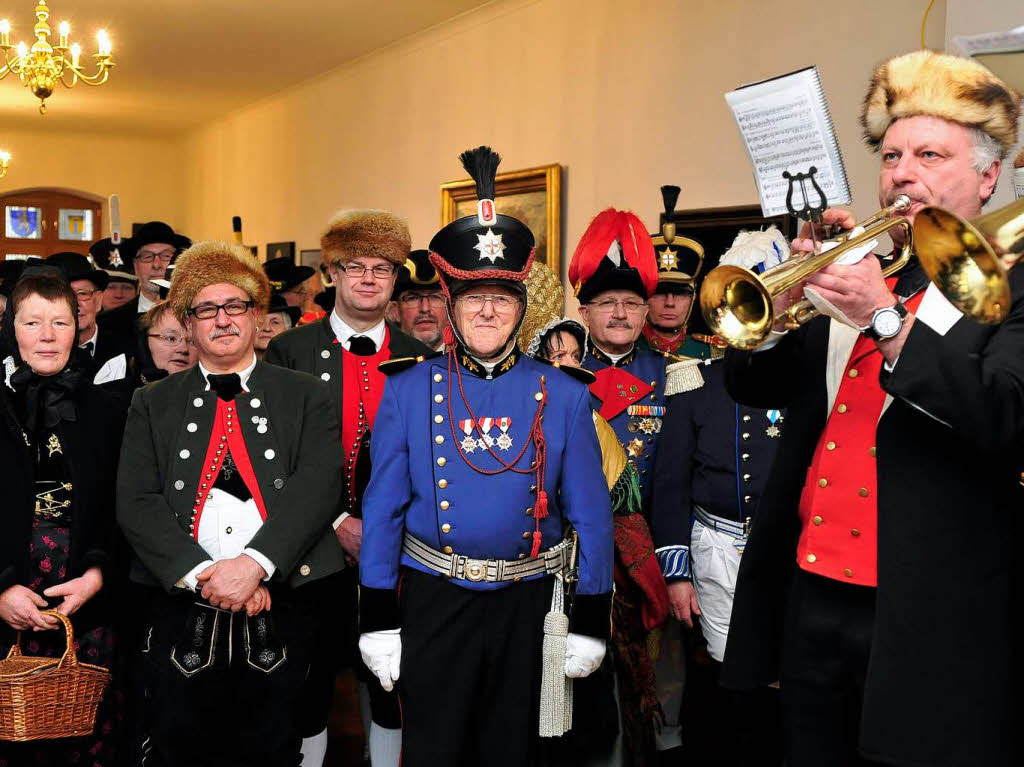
873,308,902,337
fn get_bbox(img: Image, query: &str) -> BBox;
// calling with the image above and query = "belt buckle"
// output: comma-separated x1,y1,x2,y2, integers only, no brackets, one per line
463,558,488,582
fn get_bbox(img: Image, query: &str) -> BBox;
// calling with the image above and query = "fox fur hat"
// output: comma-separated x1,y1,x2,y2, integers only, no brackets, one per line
861,50,1020,157
167,241,271,324
321,209,411,267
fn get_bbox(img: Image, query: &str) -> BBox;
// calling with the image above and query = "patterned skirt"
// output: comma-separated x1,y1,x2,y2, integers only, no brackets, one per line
0,520,123,767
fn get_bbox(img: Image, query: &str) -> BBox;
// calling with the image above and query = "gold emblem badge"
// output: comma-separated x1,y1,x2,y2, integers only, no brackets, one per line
627,438,644,459
46,434,63,457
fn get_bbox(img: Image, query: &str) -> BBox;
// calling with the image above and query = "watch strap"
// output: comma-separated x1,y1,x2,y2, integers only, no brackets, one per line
864,299,907,341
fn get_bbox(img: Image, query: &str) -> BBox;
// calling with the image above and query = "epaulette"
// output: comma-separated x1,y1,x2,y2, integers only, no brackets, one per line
664,355,704,396
378,352,443,376
550,362,596,385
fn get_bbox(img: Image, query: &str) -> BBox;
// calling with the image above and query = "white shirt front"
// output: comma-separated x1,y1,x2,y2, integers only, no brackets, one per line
329,310,385,352
137,292,156,314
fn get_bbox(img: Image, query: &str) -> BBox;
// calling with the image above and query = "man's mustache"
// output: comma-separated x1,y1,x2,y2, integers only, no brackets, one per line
607,320,634,329
209,327,241,340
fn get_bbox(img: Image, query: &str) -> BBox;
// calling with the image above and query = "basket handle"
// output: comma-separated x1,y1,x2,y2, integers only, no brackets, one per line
41,610,79,670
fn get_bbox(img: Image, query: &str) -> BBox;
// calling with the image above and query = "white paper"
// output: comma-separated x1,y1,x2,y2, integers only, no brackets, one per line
726,67,851,217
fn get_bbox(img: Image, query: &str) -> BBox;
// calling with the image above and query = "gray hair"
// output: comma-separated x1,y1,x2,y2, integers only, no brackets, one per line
969,127,1002,172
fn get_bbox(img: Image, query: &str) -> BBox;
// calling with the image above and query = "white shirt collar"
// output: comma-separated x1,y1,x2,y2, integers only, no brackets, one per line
79,327,99,355
329,310,386,352
592,341,633,365
198,354,258,393
138,293,156,313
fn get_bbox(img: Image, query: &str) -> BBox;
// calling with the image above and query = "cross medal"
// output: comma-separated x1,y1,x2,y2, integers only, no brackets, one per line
765,409,782,438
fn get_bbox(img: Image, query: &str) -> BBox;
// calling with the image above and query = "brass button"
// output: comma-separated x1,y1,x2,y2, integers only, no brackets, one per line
522,531,531,539
848,369,859,378
826,441,836,450
435,435,444,444
434,394,443,403
534,392,543,401
518,553,527,560
741,432,750,440
858,487,869,497
851,529,861,536
837,404,848,413
440,500,450,510
742,473,751,481
818,478,828,488
525,507,533,516
869,446,877,457
812,515,823,526
742,415,751,422
441,523,451,533
743,495,751,503
443,546,453,555
438,479,448,489
299,565,311,576
437,457,447,467
843,568,854,577
806,554,817,564
433,374,443,383
741,453,750,461
434,415,444,424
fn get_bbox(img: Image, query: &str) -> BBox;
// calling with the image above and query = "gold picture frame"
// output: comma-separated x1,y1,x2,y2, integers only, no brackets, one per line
440,163,562,275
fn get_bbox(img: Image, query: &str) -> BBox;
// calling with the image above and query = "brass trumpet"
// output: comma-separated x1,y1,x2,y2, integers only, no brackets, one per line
700,195,913,350
914,198,1024,325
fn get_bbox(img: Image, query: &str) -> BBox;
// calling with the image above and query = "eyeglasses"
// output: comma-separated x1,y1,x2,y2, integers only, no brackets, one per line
339,263,396,280
187,299,255,320
588,298,647,314
398,292,444,307
136,250,175,264
457,293,520,313
73,288,99,301
148,332,193,347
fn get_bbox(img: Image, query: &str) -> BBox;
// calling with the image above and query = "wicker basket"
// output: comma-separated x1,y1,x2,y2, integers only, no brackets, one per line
0,610,111,741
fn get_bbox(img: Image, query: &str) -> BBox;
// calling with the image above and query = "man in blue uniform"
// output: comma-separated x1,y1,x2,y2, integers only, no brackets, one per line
572,208,669,509
358,147,613,767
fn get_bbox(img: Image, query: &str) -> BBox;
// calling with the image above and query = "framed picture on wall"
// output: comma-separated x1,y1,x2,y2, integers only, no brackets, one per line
441,163,562,275
266,241,296,264
299,248,321,270
661,204,799,335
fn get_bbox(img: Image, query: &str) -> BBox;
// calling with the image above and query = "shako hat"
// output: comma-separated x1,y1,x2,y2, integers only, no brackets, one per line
569,208,658,305
650,185,704,294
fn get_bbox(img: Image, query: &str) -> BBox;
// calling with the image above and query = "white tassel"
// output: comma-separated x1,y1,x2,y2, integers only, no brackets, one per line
539,575,573,737
665,357,705,396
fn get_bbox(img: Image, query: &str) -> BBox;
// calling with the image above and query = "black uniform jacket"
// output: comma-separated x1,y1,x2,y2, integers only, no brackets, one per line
116,361,346,592
0,381,124,637
720,271,1024,767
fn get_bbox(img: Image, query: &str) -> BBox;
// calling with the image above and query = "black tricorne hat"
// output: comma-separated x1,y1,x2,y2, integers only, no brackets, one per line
122,221,192,260
651,185,704,295
46,251,110,291
391,249,441,299
263,256,315,293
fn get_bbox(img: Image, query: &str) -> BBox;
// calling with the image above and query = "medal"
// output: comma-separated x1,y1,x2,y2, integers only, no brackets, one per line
766,409,781,438
476,417,495,450
627,438,644,459
495,417,513,451
46,433,62,457
459,419,478,453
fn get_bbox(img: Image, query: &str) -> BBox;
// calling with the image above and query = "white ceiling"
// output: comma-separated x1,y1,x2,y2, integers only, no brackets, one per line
0,0,491,135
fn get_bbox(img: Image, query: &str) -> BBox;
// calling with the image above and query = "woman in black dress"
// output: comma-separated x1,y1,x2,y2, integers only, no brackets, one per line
0,271,125,766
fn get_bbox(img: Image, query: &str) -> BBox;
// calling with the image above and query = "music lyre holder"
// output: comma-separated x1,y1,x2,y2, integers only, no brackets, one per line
783,167,828,247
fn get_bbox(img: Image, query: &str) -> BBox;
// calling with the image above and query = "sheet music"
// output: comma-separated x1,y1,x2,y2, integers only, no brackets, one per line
725,66,851,217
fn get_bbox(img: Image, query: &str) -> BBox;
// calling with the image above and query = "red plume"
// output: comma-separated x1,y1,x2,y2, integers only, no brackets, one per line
569,208,657,297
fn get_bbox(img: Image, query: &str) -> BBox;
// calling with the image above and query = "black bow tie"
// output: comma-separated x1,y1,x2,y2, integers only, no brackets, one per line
208,373,242,401
348,335,376,356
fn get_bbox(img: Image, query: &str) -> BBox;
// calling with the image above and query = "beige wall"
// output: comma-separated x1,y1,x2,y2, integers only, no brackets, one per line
179,0,945,286
0,127,184,233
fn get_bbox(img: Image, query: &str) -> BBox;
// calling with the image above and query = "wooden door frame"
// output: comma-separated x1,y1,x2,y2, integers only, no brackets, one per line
0,187,103,260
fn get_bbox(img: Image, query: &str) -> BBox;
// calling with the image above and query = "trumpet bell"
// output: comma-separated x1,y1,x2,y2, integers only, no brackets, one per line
700,264,774,351
914,200,1024,325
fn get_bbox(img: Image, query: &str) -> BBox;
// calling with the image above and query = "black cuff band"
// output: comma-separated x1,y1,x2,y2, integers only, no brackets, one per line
359,585,400,633
569,591,613,640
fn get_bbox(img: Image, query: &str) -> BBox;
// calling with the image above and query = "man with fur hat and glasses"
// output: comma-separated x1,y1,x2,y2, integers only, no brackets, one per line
116,242,346,766
264,210,428,767
358,147,613,766
720,51,1023,766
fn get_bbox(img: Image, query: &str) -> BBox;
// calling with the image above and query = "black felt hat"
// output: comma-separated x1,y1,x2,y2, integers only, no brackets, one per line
263,256,315,293
0,257,42,299
392,249,441,299
122,221,192,259
428,146,535,294
266,292,302,326
650,185,704,294
46,251,110,291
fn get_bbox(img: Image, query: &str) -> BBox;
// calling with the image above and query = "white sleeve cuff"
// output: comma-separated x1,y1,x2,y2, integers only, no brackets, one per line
178,559,215,591
753,330,787,352
883,356,898,373
332,511,351,531
243,548,276,581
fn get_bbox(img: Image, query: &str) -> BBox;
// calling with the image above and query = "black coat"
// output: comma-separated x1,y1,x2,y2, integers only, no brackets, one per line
0,380,125,638
720,275,1024,767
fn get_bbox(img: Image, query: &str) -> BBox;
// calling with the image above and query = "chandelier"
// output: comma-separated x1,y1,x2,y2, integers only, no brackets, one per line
0,1,113,114
0,149,9,178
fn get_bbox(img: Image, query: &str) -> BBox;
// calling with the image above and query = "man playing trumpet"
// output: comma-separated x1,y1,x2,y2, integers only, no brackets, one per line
720,51,1023,766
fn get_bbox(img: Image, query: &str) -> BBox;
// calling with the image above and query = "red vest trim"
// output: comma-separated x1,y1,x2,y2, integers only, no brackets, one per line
341,328,391,509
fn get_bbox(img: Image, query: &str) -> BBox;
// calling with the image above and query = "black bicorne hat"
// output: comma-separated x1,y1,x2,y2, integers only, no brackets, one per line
263,256,315,293
392,249,441,299
428,146,535,293
651,184,704,294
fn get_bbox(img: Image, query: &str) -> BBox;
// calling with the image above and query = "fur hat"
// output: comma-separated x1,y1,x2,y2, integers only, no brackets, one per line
861,50,1020,157
321,209,411,267
167,241,270,324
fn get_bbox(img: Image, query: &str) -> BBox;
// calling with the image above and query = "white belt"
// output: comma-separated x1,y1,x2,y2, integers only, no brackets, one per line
402,533,573,583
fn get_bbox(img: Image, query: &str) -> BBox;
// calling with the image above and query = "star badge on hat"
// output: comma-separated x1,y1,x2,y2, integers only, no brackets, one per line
474,229,506,263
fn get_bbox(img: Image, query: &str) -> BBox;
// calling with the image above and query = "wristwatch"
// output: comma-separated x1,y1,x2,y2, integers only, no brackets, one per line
864,299,907,341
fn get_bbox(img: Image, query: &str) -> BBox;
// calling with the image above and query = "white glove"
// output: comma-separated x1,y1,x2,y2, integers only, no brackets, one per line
564,633,605,678
359,629,401,692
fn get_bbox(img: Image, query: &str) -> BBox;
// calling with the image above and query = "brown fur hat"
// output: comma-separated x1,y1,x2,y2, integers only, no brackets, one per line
861,50,1020,157
167,241,270,324
321,209,411,267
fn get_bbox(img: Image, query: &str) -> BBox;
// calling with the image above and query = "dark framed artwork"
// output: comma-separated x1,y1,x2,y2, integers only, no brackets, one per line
266,241,296,264
661,204,799,335
441,163,562,275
